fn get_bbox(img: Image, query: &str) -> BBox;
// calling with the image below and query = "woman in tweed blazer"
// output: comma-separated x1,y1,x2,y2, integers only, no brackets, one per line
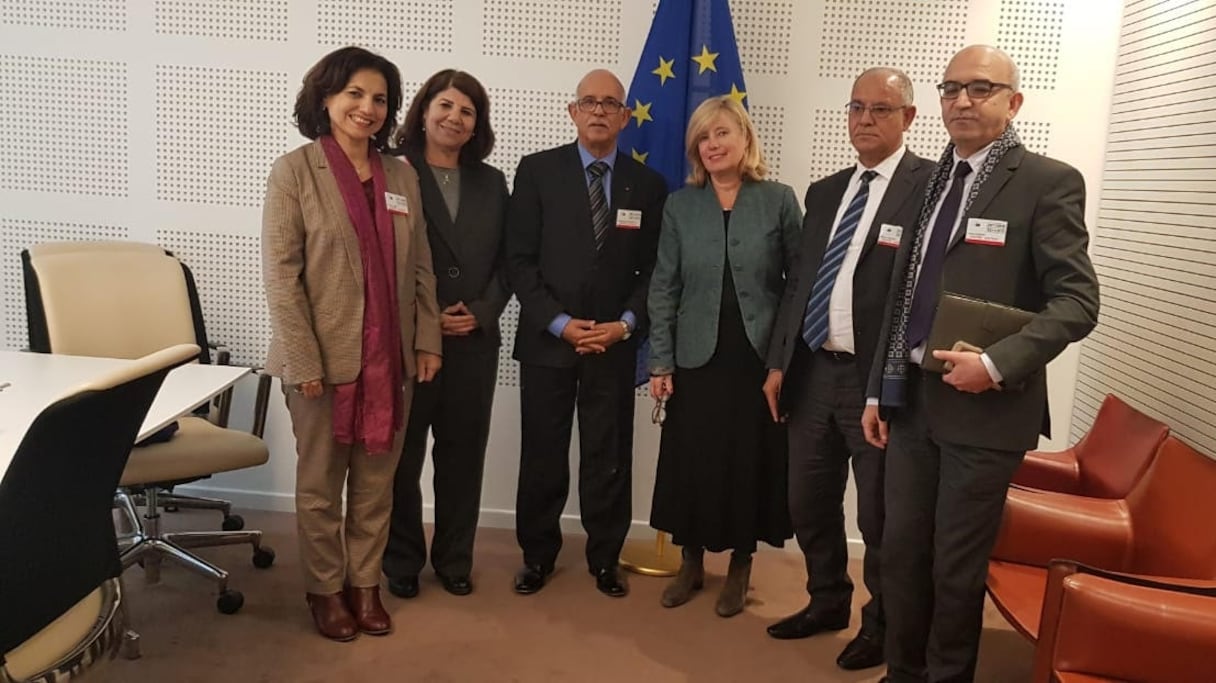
262,46,442,642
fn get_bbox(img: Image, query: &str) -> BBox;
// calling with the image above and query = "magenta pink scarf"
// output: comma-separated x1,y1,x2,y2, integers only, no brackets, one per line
320,135,403,454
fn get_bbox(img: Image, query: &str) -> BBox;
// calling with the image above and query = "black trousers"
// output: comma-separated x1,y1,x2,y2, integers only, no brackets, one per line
515,340,635,571
383,344,498,579
786,344,885,633
882,370,1024,683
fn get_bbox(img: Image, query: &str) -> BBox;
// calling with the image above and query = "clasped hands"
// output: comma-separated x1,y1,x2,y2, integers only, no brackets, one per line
562,318,627,355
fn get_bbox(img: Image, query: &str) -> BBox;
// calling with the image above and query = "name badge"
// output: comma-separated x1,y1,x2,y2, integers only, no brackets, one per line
877,223,903,248
965,218,1007,246
385,192,410,216
616,209,642,230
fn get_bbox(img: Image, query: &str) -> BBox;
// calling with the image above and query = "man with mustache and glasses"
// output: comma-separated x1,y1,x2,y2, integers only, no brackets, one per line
506,69,667,598
862,45,1099,683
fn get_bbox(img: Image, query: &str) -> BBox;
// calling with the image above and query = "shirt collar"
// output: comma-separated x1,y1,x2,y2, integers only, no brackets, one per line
577,143,618,171
954,141,995,174
855,145,907,182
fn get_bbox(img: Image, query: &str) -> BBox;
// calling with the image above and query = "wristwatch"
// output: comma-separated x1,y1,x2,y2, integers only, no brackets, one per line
618,320,632,341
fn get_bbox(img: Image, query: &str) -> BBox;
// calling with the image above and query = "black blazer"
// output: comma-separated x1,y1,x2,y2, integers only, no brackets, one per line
868,147,1100,451
406,151,511,350
507,142,667,368
768,150,932,393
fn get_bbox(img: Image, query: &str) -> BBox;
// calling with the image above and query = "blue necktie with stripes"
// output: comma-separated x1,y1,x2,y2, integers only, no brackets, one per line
801,170,878,350
587,161,611,250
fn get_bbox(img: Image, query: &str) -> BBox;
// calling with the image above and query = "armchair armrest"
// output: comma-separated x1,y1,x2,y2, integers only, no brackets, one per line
992,487,1133,569
1034,561,1216,683
1014,448,1081,494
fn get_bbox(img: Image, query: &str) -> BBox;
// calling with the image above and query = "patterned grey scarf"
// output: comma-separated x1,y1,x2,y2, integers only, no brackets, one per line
879,123,1022,407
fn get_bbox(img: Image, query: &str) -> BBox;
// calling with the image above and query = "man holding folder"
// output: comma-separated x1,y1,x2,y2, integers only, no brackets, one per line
862,45,1099,683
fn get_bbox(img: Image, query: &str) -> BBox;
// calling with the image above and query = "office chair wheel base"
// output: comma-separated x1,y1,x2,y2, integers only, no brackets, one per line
217,589,244,614
222,514,245,531
253,546,276,569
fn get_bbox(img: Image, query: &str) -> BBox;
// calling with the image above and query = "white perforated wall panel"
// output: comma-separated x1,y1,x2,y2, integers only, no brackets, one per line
819,0,970,83
998,0,1064,89
483,0,621,63
734,0,794,76
155,65,289,207
318,0,453,52
155,1,288,42
0,56,128,196
0,0,125,31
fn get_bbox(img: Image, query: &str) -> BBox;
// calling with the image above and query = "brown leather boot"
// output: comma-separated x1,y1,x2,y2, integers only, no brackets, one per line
345,586,392,635
305,592,358,641
661,546,705,608
716,553,752,618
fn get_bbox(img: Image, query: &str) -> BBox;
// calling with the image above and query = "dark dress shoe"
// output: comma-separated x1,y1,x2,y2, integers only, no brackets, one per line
386,575,419,599
592,566,628,598
344,586,392,635
766,604,850,639
513,564,552,595
437,572,473,596
305,592,358,642
837,630,885,670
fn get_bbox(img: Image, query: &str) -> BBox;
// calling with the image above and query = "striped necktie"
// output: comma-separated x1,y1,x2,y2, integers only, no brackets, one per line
801,170,878,350
587,161,611,250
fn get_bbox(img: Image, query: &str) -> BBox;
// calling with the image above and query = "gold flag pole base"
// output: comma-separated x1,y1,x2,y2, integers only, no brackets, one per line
618,531,682,577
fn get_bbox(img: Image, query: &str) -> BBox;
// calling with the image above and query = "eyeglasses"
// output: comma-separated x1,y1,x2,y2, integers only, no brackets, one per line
936,80,1013,100
574,97,625,114
845,102,906,119
651,396,667,426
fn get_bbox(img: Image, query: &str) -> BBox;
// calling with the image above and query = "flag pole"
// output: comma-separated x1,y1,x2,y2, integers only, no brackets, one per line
620,531,681,577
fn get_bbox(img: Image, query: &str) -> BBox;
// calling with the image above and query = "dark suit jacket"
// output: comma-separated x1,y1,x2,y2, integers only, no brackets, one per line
767,150,932,396
507,142,668,368
868,146,1100,452
405,151,511,350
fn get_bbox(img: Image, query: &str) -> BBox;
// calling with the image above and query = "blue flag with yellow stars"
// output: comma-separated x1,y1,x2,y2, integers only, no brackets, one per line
623,0,748,386
620,0,748,192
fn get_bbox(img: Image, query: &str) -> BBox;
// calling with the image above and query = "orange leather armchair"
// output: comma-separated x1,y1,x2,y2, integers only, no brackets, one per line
988,436,1216,641
1033,560,1216,683
1014,394,1168,498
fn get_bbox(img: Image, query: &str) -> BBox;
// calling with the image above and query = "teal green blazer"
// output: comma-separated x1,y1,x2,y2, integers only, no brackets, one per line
648,179,802,373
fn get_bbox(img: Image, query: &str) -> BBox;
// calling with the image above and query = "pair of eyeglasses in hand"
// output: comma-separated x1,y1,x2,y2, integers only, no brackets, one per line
651,396,667,426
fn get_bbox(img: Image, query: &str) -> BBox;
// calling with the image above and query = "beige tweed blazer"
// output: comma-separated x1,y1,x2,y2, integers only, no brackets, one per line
262,140,442,386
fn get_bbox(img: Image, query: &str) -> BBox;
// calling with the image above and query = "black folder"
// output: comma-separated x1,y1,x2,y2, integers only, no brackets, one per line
922,292,1034,373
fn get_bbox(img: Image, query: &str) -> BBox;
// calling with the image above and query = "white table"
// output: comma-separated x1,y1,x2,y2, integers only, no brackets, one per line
0,351,251,478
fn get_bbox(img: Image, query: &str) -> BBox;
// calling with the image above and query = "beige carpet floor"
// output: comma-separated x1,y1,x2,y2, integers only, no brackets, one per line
91,509,1032,683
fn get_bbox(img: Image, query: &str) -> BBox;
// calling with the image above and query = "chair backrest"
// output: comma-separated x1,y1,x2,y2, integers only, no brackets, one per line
23,244,209,363
1073,394,1169,498
0,344,199,656
1125,436,1216,579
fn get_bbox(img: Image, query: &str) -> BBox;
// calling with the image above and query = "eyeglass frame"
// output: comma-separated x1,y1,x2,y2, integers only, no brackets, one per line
844,102,908,119
936,80,1014,100
651,396,667,426
573,96,626,114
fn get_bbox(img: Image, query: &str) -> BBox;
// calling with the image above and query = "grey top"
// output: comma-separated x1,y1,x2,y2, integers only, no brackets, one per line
429,164,461,221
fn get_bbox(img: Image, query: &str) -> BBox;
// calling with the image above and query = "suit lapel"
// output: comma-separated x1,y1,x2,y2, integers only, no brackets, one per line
949,146,1023,251
312,140,364,283
408,151,463,265
563,144,598,253
860,154,920,262
803,172,850,282
611,151,635,212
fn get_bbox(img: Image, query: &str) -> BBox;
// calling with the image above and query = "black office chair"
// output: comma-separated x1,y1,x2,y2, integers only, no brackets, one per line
0,344,198,683
21,243,274,614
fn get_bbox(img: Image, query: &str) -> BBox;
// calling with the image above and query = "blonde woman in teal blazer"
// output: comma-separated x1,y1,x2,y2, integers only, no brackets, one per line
647,96,801,617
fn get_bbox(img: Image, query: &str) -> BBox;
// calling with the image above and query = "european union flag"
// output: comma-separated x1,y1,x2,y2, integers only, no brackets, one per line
620,0,749,192
623,0,749,386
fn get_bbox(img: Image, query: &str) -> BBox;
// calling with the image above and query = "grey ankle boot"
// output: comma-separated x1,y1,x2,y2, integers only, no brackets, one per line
660,547,705,608
715,553,752,617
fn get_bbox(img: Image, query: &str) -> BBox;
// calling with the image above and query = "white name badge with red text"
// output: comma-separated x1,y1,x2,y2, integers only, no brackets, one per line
616,209,642,229
385,192,410,216
877,223,903,248
965,218,1007,246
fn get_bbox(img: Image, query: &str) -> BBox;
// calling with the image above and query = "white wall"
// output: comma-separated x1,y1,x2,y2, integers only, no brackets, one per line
0,0,1124,553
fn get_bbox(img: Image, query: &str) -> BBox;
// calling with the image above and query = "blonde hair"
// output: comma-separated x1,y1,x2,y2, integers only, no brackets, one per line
684,96,768,186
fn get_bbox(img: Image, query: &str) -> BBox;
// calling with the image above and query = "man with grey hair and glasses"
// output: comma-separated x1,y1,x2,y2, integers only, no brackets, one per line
863,45,1099,683
764,66,931,672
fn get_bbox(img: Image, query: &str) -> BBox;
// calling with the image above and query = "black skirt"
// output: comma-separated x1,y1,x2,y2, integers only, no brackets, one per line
649,211,792,552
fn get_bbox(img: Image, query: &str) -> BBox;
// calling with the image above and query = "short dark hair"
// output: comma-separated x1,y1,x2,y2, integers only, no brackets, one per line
393,69,495,164
293,46,403,151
